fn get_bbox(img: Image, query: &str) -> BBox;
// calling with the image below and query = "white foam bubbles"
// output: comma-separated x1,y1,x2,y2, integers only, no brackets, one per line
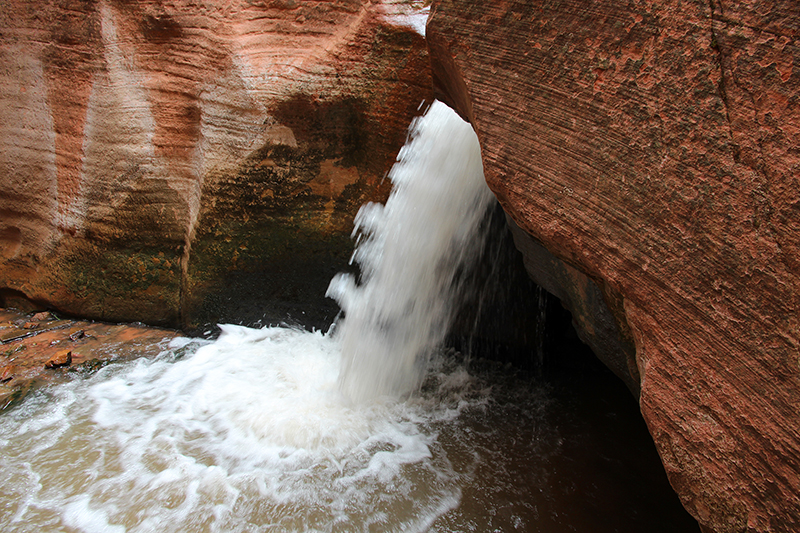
0,326,484,532
0,100,497,533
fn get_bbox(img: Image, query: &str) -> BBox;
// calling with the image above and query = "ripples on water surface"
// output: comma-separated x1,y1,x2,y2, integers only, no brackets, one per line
0,100,697,531
0,324,696,533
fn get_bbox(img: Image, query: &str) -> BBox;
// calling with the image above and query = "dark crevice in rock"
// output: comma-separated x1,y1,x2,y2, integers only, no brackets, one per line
709,0,740,165
447,202,639,396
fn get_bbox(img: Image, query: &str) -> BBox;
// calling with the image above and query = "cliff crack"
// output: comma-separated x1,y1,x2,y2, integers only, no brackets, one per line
708,0,774,232
708,0,740,165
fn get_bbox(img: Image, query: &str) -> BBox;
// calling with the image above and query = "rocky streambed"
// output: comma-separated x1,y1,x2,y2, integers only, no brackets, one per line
0,307,180,409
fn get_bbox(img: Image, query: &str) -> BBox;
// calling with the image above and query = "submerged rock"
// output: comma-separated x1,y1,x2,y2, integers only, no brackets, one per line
428,1,799,531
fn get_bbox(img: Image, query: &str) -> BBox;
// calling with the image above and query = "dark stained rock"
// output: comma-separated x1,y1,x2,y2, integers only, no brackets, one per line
0,0,432,330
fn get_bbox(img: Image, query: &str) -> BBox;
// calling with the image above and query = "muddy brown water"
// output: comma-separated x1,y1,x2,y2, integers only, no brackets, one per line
0,320,698,532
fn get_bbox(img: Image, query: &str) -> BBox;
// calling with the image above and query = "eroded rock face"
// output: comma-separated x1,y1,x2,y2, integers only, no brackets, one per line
0,0,432,329
428,0,799,531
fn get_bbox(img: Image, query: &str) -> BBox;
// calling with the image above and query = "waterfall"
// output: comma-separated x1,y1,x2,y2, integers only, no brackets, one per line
0,99,697,533
0,101,497,532
327,100,495,403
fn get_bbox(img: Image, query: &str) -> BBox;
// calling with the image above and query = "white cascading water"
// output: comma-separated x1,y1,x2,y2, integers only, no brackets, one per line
0,99,695,533
0,101,497,532
327,100,495,403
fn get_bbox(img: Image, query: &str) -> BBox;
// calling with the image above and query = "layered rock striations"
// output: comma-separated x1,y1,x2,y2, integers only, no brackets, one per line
0,0,432,329
428,0,799,531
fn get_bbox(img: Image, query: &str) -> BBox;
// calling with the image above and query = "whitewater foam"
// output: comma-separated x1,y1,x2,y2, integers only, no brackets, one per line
0,324,489,532
0,101,497,533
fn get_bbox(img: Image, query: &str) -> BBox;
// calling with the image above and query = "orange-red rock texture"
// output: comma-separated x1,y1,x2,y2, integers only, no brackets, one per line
0,0,431,329
0,307,179,408
428,0,799,531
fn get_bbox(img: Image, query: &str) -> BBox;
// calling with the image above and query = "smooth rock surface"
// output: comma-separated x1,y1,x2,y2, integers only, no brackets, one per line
0,0,432,329
428,1,799,531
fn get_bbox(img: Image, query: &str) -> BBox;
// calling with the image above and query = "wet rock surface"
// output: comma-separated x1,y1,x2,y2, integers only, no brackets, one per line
0,308,179,409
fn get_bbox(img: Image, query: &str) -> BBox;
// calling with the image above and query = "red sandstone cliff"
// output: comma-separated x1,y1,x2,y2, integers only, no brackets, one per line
428,1,799,531
0,0,431,329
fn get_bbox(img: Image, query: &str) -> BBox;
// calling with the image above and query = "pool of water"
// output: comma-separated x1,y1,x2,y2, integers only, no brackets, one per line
0,324,696,533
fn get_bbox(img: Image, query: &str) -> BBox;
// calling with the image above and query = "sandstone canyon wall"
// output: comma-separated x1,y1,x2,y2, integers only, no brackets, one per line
428,0,799,531
0,0,431,330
